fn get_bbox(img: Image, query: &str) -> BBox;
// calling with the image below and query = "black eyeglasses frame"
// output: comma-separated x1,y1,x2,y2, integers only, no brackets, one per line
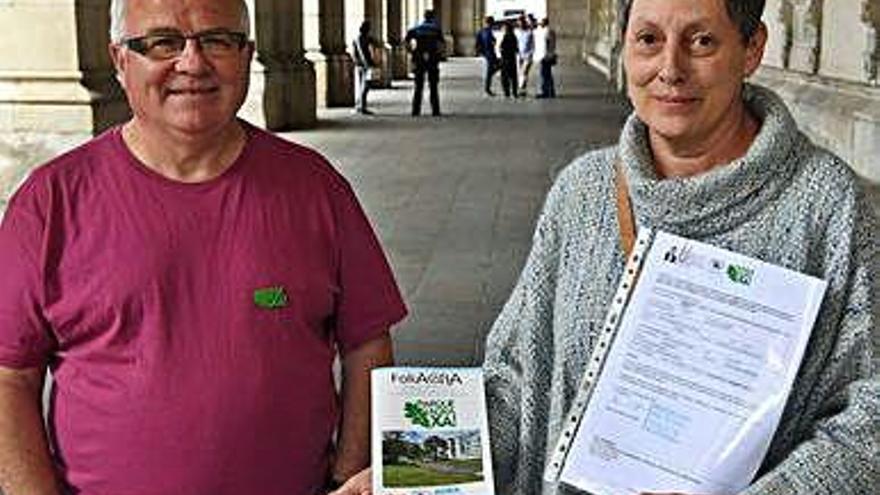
121,28,249,60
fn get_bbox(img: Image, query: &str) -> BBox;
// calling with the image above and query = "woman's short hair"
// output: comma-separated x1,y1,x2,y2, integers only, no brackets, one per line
617,0,766,41
109,0,251,43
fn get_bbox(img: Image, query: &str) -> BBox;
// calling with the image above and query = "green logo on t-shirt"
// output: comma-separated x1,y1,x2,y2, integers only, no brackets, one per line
253,286,288,309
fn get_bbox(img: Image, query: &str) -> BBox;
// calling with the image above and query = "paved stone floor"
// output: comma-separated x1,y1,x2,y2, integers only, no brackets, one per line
283,58,630,365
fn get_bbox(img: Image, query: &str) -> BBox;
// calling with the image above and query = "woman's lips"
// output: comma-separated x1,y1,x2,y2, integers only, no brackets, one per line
654,94,699,104
653,94,700,112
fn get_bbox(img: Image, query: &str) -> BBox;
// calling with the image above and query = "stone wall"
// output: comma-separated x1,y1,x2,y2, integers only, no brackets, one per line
757,0,880,182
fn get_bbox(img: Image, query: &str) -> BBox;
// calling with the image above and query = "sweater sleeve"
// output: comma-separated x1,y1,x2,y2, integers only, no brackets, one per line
483,171,568,494
741,186,880,495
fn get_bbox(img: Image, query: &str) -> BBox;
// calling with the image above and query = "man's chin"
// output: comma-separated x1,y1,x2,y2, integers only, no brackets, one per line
158,116,235,138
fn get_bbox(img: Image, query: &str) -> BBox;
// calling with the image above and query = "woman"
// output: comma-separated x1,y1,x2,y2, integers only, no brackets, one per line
483,0,879,494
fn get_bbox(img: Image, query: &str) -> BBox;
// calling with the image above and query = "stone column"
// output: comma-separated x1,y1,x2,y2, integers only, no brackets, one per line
853,1,880,182
320,0,356,105
583,0,615,73
366,0,393,87
436,0,455,56
820,0,878,83
76,0,130,133
762,0,791,69
0,0,128,206
0,0,127,136
789,0,822,74
240,0,268,126
304,0,328,108
862,0,880,85
257,0,317,130
452,0,479,56
387,0,409,78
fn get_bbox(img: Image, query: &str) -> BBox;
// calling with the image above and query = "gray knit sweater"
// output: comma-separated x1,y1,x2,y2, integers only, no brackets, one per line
483,85,879,495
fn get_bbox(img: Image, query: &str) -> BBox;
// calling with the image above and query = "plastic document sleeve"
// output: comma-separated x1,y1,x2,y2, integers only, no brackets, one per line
544,229,827,495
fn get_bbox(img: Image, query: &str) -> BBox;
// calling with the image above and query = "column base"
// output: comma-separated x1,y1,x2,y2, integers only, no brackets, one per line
263,58,317,131
390,44,409,79
0,71,128,134
789,44,818,74
443,34,455,58
373,45,393,88
323,52,355,107
305,51,328,108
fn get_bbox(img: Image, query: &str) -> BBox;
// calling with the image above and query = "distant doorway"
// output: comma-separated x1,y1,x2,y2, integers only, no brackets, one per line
486,0,545,21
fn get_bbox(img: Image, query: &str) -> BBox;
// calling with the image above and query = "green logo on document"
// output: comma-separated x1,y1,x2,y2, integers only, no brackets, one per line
727,264,754,286
403,399,457,428
253,286,288,309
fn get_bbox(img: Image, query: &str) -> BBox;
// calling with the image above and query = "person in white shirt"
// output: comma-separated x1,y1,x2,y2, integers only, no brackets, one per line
515,15,535,95
352,20,377,114
533,17,557,98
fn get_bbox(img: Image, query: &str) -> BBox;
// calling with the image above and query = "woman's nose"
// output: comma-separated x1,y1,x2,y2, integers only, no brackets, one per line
657,44,687,85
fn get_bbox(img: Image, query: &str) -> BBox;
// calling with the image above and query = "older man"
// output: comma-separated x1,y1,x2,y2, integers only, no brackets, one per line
0,0,406,494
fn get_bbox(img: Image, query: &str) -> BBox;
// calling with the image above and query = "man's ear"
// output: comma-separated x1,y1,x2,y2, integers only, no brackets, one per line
108,42,127,86
743,22,767,77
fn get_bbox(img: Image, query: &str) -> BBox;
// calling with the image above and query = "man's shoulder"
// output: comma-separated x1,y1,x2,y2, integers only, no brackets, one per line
244,123,351,193
26,129,119,185
3,130,119,217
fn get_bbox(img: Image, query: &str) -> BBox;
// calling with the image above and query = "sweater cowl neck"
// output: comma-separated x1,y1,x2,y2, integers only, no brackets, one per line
618,83,802,237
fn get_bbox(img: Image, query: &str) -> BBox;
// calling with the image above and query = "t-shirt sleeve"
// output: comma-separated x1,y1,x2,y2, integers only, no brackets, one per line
0,182,55,369
331,181,407,352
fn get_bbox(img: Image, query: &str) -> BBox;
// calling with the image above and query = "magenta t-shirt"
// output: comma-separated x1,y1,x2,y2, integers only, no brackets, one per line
0,123,407,495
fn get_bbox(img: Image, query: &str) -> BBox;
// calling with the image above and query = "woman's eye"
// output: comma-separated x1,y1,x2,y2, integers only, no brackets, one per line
692,34,716,51
636,33,657,45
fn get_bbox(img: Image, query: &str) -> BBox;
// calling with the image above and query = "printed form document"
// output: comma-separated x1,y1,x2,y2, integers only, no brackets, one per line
558,231,827,495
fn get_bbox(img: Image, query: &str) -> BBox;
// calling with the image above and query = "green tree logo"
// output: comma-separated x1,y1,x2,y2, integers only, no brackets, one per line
727,264,754,285
403,400,457,428
404,401,431,428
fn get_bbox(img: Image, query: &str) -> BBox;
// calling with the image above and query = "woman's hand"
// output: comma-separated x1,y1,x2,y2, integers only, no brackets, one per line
328,467,372,495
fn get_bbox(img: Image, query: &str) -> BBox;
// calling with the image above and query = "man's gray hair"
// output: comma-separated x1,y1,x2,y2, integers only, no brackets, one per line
617,0,766,41
109,0,251,43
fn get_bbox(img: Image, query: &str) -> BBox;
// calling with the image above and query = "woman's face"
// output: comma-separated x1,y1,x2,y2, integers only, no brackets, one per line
622,0,765,145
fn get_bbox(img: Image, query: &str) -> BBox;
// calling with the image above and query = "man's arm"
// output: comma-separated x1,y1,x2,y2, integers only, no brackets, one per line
0,366,59,495
331,332,393,484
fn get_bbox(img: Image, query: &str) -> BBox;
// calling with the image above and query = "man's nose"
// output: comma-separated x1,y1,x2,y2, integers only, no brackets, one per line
174,38,211,73
657,43,687,85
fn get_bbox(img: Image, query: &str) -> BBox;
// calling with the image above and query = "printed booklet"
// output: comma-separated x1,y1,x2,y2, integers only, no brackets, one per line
371,367,495,495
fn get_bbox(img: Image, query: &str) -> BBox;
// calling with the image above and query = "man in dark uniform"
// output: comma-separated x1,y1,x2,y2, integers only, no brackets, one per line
475,16,498,96
405,10,445,116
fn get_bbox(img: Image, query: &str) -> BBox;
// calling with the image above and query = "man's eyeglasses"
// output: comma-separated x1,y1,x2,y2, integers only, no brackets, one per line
121,29,248,61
